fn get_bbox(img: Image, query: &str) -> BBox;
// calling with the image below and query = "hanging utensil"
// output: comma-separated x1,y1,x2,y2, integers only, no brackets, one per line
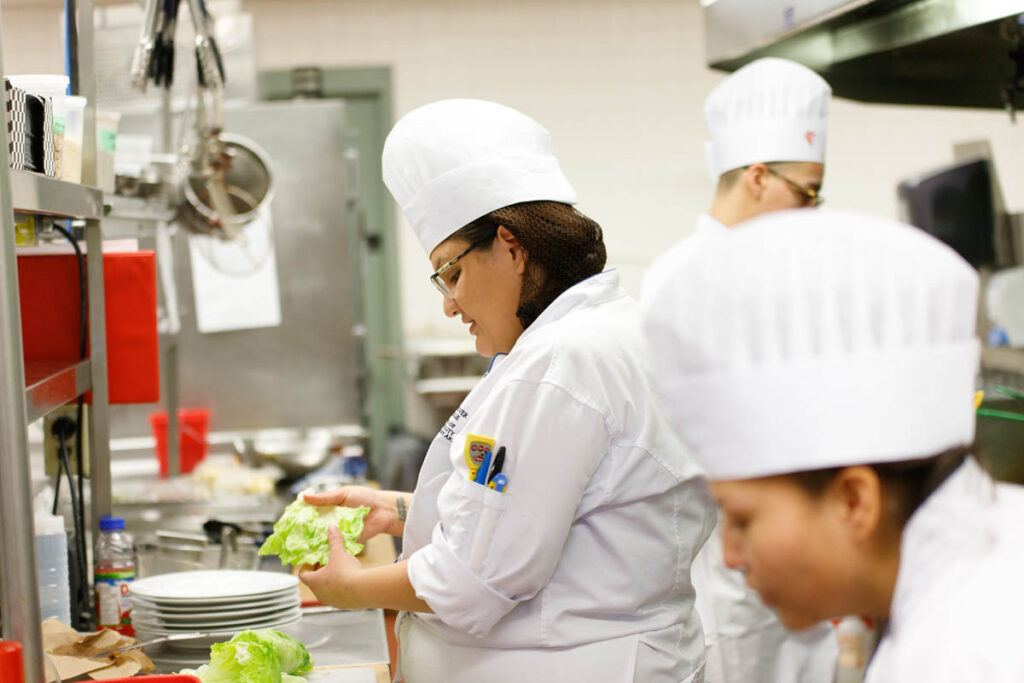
129,0,162,92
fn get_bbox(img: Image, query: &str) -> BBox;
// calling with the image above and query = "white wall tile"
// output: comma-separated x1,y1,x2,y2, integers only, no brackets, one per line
5,0,1022,341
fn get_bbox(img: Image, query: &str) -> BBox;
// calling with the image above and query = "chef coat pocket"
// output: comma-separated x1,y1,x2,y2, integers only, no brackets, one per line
438,475,511,575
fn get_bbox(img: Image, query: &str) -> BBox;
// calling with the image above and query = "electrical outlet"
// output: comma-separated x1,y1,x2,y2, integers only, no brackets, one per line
43,404,90,477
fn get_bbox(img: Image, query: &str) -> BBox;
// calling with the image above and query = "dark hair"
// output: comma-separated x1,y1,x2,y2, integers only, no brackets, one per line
449,201,607,328
787,446,971,529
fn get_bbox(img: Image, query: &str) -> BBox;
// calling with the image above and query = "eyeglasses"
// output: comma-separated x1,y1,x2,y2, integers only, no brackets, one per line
429,239,485,298
766,167,823,207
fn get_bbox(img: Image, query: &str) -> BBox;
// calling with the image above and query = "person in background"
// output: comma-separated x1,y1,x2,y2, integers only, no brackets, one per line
643,57,839,683
641,208,1024,682
300,98,715,682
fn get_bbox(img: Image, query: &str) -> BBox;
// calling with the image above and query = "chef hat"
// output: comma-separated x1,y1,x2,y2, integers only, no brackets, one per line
641,209,979,480
382,98,577,255
704,58,831,179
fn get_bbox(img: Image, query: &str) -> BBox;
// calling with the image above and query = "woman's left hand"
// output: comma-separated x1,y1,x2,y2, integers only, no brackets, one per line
298,526,367,610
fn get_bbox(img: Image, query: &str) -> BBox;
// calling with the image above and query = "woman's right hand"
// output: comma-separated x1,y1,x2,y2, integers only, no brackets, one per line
303,487,411,541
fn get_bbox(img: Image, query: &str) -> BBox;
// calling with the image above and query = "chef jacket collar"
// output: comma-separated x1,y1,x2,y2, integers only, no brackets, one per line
513,269,627,348
888,457,998,632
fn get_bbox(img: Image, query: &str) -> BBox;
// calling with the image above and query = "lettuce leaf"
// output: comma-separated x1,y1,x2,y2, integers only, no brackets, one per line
178,629,312,682
259,491,370,566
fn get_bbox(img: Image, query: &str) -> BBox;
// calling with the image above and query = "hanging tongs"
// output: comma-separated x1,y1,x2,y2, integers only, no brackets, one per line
129,0,161,92
131,0,184,91
186,0,239,238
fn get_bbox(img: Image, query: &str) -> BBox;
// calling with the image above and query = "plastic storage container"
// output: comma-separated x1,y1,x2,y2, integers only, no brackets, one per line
7,75,70,178
51,95,86,183
149,408,210,477
34,507,71,626
94,516,135,636
96,109,121,194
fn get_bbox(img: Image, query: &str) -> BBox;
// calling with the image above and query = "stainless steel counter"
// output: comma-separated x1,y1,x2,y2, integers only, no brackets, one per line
145,608,390,673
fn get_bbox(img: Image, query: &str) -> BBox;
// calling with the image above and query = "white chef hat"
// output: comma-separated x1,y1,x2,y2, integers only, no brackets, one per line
382,98,577,255
704,58,831,179
641,209,980,480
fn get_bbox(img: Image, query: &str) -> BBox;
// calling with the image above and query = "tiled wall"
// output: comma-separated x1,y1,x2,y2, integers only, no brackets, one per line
4,0,1023,341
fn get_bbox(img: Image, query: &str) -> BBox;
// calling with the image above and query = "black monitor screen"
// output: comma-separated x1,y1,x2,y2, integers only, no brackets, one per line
897,159,995,268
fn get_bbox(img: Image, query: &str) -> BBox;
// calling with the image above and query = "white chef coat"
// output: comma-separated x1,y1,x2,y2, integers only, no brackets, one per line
399,270,716,682
866,457,1024,682
642,213,839,683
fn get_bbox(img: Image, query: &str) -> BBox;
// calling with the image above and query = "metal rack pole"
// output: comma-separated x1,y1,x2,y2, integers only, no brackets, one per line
0,5,46,679
69,0,113,535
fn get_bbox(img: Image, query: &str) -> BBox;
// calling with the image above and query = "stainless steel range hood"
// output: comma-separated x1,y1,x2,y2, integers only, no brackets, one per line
704,0,1024,112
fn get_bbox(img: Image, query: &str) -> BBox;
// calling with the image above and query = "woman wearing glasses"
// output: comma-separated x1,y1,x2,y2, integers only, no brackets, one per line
299,98,715,682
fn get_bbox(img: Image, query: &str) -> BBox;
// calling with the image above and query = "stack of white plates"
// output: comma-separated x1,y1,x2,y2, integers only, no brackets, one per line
130,570,301,650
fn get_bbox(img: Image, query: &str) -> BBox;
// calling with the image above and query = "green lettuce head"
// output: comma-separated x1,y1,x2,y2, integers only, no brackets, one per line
259,491,370,566
179,629,312,682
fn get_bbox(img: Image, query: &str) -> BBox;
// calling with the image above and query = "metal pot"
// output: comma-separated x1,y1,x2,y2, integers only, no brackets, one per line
233,427,340,480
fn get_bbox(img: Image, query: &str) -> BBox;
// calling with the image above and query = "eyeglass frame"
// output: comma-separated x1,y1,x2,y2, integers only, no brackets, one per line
764,166,824,207
429,237,491,298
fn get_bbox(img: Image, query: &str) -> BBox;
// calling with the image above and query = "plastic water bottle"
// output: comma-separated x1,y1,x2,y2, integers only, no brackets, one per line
94,516,135,636
34,508,71,626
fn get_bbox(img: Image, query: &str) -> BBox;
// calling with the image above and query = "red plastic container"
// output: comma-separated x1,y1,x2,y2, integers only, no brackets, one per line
0,641,24,683
149,408,210,477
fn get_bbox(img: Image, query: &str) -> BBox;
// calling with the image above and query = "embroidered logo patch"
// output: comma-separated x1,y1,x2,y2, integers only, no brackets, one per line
805,131,816,146
463,434,496,481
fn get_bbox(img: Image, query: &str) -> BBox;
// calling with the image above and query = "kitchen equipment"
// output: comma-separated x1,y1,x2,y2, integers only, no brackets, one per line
130,569,297,602
90,632,207,659
179,132,273,239
234,428,341,480
130,570,301,651
143,608,388,673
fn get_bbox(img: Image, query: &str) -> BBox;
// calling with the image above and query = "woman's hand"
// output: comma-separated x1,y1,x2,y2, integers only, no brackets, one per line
299,527,434,614
303,487,411,541
299,527,367,610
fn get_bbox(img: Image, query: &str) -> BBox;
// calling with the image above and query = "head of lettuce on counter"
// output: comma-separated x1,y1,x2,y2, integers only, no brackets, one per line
180,629,312,682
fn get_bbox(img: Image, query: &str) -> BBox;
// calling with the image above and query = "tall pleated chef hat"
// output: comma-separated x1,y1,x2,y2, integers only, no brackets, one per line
382,98,577,255
641,209,980,480
704,57,832,179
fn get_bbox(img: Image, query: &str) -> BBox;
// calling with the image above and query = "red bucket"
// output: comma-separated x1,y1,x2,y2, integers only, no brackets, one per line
0,641,24,683
149,408,210,478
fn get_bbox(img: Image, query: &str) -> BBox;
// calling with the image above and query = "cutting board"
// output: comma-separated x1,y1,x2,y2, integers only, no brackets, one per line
307,664,388,682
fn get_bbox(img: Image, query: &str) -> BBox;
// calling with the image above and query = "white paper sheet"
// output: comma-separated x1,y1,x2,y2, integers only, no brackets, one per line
188,206,282,333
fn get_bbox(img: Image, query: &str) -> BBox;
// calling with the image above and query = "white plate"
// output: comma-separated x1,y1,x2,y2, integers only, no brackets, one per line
133,605,300,628
133,606,303,632
136,612,302,650
130,570,298,602
133,598,299,622
131,591,298,613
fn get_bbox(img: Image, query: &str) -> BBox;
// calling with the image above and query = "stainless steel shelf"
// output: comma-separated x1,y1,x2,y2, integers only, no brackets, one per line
24,358,92,424
415,376,481,395
102,195,177,239
981,347,1024,376
10,170,104,220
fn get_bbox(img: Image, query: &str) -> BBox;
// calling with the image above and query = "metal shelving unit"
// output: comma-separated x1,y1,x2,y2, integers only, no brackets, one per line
0,1,111,681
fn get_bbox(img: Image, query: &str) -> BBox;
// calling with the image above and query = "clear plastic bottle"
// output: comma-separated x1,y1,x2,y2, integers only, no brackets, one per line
34,508,71,626
94,516,135,636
